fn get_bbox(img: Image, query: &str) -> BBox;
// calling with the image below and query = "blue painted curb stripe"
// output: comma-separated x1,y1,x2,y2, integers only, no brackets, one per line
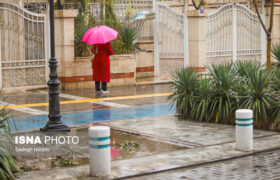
236,123,253,126
11,103,176,131
89,137,110,141
89,144,110,149
236,118,253,121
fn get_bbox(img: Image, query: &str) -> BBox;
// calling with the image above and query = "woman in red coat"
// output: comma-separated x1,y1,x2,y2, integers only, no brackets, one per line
91,42,114,94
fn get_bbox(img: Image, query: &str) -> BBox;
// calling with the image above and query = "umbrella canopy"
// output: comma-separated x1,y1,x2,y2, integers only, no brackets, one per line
82,25,118,44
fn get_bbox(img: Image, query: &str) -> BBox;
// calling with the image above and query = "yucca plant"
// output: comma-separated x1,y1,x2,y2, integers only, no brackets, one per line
234,61,262,105
191,79,212,122
0,108,20,180
272,43,280,69
119,25,139,54
236,64,275,129
168,68,200,119
235,61,262,78
0,136,20,180
270,69,280,130
169,61,280,131
270,68,280,93
271,100,280,131
207,64,237,124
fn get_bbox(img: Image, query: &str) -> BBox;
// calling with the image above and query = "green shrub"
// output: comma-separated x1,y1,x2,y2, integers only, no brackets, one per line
74,0,130,56
207,64,237,124
271,100,280,130
0,109,20,180
271,69,280,130
236,63,275,129
169,62,280,131
168,68,200,119
191,79,212,122
103,16,123,54
235,61,261,78
271,68,280,93
272,43,280,68
74,0,97,57
118,26,139,54
74,16,96,57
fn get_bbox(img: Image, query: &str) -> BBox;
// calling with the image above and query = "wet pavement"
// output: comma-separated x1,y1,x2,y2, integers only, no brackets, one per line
104,115,277,147
0,84,171,125
2,83,280,180
128,149,280,180
17,111,280,180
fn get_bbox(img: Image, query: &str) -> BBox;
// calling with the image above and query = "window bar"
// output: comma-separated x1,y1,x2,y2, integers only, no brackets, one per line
8,3,10,70
37,16,39,63
32,16,35,61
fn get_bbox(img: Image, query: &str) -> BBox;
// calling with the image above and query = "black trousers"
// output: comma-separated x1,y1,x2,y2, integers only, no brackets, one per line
95,81,107,91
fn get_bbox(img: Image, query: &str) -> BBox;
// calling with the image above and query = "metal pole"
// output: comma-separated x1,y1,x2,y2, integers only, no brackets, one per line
153,0,159,76
184,0,189,68
41,0,70,132
232,3,237,63
45,3,50,82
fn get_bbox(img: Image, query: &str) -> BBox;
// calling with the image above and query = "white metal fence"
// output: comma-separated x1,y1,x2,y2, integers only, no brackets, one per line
157,3,184,58
206,3,262,64
154,2,186,76
0,0,48,89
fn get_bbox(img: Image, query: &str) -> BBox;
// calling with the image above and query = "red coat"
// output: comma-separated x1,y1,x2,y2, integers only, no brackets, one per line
91,42,114,82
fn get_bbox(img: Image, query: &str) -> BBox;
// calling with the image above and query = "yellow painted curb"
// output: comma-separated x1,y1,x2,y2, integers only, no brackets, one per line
0,92,173,109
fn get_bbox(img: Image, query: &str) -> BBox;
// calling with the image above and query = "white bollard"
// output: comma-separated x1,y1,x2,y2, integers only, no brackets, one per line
235,109,253,151
89,126,111,177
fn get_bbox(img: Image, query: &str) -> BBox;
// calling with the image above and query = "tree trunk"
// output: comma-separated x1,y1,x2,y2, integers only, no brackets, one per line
267,36,272,70
252,0,274,70
100,0,105,21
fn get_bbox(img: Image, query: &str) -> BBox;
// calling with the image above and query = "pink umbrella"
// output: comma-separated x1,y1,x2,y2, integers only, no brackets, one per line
82,25,118,44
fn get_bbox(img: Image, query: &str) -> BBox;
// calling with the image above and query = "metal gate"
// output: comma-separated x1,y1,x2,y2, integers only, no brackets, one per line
206,3,262,64
0,0,48,90
154,2,185,76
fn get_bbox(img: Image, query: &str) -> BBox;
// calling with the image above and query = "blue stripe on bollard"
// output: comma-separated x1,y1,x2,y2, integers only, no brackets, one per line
236,118,253,121
89,137,110,141
89,144,110,149
236,123,253,126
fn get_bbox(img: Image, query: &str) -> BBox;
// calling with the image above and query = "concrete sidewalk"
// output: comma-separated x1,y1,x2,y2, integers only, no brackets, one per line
17,115,280,180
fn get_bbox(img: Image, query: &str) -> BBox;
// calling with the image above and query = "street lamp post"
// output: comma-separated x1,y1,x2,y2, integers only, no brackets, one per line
41,0,70,132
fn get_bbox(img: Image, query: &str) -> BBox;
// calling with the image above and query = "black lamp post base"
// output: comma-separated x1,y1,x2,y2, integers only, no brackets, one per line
42,0,70,132
40,122,70,132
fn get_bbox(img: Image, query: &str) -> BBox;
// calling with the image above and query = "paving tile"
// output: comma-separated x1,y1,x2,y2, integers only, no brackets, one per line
107,115,277,146
129,149,280,180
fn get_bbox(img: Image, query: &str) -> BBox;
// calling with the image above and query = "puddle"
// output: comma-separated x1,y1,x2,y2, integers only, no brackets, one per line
110,130,186,160
16,128,186,172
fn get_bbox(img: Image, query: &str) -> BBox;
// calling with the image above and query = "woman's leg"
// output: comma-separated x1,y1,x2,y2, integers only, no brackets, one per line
95,81,101,91
101,82,107,91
